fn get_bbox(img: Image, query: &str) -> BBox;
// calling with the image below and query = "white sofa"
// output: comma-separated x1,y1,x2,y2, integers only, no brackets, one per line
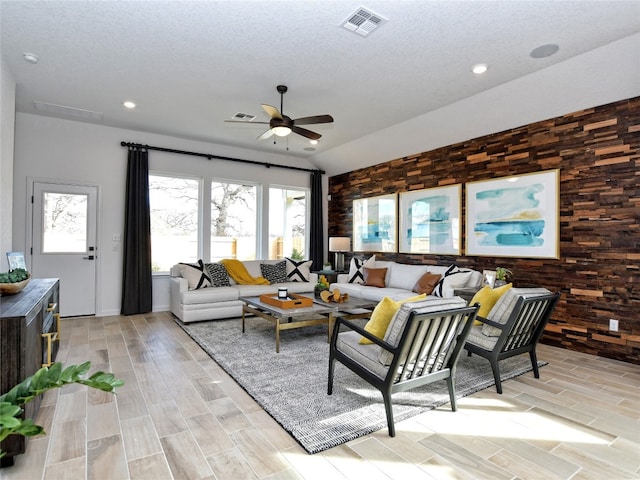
170,260,318,323
330,260,482,302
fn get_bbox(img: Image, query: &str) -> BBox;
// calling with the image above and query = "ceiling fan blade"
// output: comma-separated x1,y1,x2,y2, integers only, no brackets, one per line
292,114,334,126
261,104,282,120
257,129,274,140
224,120,270,124
291,125,321,140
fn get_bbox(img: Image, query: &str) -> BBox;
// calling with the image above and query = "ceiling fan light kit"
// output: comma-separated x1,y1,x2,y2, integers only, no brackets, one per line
228,85,333,144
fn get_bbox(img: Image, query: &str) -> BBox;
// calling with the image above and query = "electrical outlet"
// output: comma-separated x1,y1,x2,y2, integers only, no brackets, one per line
609,319,619,332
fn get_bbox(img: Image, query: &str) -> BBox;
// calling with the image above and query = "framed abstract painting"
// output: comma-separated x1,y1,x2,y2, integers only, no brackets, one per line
353,193,397,252
465,169,559,258
398,184,461,255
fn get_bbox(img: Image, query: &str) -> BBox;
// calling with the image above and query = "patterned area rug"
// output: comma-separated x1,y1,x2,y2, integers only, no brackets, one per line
177,316,545,454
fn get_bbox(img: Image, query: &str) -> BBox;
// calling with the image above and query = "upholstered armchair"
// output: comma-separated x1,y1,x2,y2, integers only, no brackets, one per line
464,288,560,394
328,298,479,437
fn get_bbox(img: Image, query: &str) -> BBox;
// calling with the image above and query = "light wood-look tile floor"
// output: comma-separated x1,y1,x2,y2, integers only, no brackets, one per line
2,312,639,480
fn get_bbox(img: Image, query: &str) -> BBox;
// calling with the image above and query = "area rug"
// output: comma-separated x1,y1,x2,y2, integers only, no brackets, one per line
177,316,546,454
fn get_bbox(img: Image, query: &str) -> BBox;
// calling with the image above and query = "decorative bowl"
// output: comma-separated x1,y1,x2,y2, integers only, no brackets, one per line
0,275,30,295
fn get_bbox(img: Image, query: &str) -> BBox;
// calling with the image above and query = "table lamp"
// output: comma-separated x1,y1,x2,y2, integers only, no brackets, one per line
329,237,350,272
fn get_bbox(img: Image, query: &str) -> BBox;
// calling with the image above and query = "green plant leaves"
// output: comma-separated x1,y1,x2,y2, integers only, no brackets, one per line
0,362,123,457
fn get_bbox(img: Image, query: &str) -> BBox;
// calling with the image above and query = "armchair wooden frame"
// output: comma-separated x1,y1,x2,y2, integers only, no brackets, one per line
328,304,479,437
464,292,560,394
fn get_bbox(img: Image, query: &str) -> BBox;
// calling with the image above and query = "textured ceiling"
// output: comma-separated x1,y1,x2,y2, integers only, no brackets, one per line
2,0,639,175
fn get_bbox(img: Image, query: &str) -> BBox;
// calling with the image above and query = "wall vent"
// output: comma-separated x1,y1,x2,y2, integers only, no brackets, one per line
232,112,256,122
341,7,387,37
34,101,104,121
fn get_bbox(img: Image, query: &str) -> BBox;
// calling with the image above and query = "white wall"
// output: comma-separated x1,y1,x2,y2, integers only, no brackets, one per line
0,55,16,272
12,113,318,315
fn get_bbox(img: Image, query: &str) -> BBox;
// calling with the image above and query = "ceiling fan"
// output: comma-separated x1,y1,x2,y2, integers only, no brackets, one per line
227,85,334,141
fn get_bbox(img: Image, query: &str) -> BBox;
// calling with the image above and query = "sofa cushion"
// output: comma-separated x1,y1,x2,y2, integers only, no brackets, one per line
260,261,287,284
481,287,551,337
359,294,426,344
364,267,387,288
348,255,376,284
433,265,473,297
388,263,429,291
181,286,238,304
413,272,441,295
379,296,467,365
179,260,212,290
285,258,312,282
205,262,231,287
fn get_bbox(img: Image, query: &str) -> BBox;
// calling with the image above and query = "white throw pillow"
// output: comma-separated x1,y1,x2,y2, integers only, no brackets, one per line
179,260,212,290
433,264,472,297
285,258,313,282
348,255,376,284
388,263,429,291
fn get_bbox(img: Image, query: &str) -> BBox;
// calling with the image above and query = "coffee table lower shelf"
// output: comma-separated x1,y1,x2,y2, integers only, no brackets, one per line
241,301,335,353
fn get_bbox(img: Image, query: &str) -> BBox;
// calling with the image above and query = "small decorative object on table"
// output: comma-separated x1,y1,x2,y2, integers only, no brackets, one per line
314,274,330,298
0,268,31,295
494,267,512,287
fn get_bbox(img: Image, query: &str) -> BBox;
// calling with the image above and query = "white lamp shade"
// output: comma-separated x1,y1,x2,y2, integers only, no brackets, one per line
329,237,350,252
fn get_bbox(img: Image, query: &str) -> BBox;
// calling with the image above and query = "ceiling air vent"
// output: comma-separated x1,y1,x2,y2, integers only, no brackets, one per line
33,101,104,121
341,7,387,37
232,112,256,122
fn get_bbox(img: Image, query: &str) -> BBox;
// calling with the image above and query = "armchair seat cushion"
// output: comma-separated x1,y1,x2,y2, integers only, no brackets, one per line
465,325,499,350
335,331,387,379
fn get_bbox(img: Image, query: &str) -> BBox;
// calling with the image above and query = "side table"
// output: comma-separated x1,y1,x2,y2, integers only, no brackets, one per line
314,270,348,284
454,286,482,303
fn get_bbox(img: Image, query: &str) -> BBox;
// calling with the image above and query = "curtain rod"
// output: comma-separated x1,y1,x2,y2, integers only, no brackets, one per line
120,141,325,175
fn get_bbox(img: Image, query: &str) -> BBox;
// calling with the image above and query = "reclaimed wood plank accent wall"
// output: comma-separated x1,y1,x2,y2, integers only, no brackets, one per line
328,96,640,364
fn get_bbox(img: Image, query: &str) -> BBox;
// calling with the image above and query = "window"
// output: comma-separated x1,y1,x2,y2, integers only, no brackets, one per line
149,174,200,272
269,187,307,260
211,181,257,261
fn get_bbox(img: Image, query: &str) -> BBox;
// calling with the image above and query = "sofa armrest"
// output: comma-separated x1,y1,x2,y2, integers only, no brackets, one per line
337,273,349,283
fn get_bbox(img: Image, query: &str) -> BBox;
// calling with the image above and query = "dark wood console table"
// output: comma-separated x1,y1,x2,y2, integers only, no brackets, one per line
0,278,60,467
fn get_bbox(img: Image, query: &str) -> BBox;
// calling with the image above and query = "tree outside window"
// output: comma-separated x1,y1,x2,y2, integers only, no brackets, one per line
269,187,307,260
149,174,199,272
211,182,257,261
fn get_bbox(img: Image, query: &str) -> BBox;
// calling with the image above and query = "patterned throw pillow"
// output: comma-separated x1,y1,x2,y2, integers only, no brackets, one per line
260,261,288,284
178,260,212,290
205,263,231,287
433,264,473,297
348,255,376,284
285,258,313,282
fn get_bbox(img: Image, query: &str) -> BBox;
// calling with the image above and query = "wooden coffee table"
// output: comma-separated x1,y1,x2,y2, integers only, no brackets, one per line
240,295,337,353
239,295,377,353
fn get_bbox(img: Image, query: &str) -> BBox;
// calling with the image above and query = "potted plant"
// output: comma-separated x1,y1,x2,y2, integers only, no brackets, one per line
0,362,123,460
495,267,512,287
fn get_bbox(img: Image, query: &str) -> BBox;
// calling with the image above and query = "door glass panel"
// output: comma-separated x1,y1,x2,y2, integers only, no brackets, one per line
42,192,88,253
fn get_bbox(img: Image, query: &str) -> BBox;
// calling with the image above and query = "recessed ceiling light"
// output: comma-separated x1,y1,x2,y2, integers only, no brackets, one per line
123,101,136,109
309,139,318,145
472,64,488,75
530,44,559,59
23,52,39,64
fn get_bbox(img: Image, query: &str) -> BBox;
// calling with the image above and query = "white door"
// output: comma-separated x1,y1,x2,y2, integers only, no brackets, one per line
32,182,98,317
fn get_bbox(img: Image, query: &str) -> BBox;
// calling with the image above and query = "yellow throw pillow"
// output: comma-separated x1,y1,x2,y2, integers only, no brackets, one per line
470,283,513,323
359,294,426,344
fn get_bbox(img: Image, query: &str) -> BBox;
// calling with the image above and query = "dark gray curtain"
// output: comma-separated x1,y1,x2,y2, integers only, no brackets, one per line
121,147,152,315
310,171,323,270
